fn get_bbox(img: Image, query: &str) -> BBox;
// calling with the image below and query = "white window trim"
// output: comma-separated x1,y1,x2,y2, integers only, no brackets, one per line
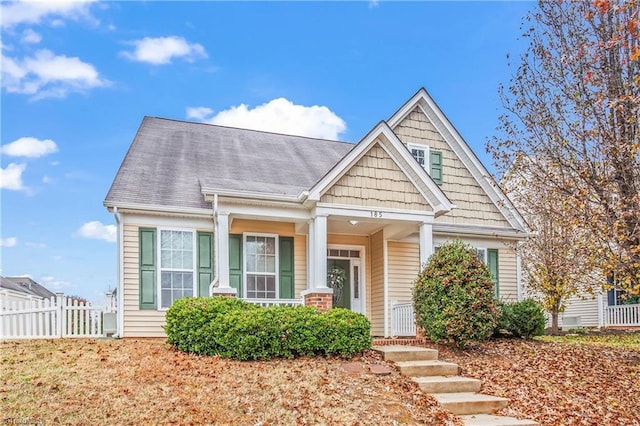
243,232,279,299
157,227,197,311
408,143,430,172
476,247,488,264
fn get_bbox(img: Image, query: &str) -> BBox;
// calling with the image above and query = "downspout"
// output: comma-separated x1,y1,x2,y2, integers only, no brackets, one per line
208,194,219,295
113,206,124,337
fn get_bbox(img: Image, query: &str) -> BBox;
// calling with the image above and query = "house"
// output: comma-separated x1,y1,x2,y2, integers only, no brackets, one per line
0,276,56,304
104,88,528,338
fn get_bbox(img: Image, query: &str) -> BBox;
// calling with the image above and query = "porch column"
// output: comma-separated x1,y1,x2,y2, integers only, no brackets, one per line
419,222,433,269
313,215,328,289
211,212,236,296
302,215,332,310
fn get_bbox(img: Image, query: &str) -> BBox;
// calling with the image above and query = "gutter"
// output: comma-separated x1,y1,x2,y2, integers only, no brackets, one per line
113,206,124,337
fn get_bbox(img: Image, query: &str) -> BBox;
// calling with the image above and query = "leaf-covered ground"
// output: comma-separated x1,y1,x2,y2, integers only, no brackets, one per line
1,339,458,425
435,335,640,426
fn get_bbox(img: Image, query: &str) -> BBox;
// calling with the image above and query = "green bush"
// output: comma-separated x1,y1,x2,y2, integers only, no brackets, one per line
497,299,546,339
413,240,499,348
164,297,371,360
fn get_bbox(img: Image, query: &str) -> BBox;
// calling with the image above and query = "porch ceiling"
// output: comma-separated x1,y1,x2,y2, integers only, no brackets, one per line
327,216,420,239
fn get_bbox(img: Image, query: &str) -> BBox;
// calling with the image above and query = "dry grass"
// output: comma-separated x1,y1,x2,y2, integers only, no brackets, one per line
1,339,459,425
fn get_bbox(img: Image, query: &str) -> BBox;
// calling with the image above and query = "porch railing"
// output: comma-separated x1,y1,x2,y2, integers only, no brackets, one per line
603,303,640,327
244,298,304,308
392,302,416,336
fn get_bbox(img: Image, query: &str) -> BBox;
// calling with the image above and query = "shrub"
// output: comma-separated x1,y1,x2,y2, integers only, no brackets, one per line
497,299,546,338
413,240,499,348
165,297,371,360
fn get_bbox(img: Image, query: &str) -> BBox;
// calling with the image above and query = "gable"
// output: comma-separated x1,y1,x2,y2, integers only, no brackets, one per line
321,141,432,211
393,107,511,227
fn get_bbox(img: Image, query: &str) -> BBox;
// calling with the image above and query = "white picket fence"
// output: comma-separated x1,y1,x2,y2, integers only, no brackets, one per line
0,293,114,340
392,302,416,336
603,303,640,327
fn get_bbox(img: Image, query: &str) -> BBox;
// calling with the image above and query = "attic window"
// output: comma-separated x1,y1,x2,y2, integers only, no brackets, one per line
408,143,443,185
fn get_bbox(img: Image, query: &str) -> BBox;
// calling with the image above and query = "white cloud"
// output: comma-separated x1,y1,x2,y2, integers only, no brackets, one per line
121,36,207,65
0,237,18,247
1,49,108,99
0,0,97,29
1,136,58,158
25,241,46,248
21,28,42,44
40,275,73,290
186,98,347,140
76,221,116,243
0,163,27,191
42,175,53,184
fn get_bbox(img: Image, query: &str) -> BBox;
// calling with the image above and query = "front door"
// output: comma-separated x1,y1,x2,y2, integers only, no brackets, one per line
327,259,350,309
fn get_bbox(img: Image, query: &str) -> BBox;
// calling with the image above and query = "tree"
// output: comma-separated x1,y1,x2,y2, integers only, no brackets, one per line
490,1,640,294
503,161,597,333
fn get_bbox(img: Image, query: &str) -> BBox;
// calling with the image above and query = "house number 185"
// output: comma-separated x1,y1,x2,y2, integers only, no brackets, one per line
370,211,383,218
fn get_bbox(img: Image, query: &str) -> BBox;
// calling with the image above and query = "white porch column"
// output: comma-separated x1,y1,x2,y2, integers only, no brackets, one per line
419,222,433,269
211,212,236,296
313,215,328,288
307,219,315,290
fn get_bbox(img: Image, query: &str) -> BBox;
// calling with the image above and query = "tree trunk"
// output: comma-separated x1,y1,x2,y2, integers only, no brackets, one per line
550,310,560,335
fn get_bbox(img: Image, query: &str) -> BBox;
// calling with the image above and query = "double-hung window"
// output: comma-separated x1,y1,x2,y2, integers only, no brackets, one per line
244,234,278,299
408,143,443,185
476,247,499,298
159,230,195,308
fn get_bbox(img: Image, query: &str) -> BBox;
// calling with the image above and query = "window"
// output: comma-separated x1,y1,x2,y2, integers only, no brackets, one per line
159,230,195,309
476,247,499,298
408,143,443,185
244,234,278,299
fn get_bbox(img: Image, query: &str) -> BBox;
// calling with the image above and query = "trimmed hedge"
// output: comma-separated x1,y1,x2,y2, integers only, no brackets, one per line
164,297,371,360
497,299,546,339
413,240,499,348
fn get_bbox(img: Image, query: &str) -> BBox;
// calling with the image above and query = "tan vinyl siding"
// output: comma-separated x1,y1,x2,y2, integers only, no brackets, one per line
321,142,431,211
294,234,307,298
387,242,420,335
230,219,295,236
498,247,518,302
122,223,167,337
370,230,385,336
393,107,510,226
559,296,600,328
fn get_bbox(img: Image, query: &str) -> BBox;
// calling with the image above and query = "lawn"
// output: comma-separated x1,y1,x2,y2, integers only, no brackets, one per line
2,335,639,425
1,339,458,425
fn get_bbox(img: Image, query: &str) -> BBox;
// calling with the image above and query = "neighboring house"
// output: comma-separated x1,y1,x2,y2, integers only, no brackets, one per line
0,276,56,304
104,88,528,338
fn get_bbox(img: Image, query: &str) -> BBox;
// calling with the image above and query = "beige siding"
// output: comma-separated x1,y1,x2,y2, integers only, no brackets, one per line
122,223,167,337
321,142,431,211
559,296,600,328
498,247,518,302
230,219,295,236
370,230,385,336
393,107,510,226
294,234,307,298
388,241,420,335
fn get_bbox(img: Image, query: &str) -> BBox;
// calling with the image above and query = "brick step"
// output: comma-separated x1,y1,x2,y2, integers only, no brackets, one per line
372,345,438,362
395,360,459,377
460,414,539,426
432,392,509,415
412,375,482,393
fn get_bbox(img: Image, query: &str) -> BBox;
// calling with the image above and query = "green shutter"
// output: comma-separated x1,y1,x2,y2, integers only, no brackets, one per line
430,150,443,185
197,232,214,297
229,234,243,296
139,228,157,310
487,249,499,298
279,237,295,299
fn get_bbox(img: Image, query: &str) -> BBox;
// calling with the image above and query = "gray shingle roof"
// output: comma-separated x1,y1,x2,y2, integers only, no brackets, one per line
105,117,355,209
2,276,56,299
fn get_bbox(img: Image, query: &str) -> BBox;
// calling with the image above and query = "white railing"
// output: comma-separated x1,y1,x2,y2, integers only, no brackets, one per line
392,302,416,336
244,298,304,308
0,293,113,340
603,303,640,327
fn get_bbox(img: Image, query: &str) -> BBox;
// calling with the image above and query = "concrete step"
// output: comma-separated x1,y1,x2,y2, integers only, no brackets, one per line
395,360,459,377
372,345,438,362
412,375,482,393
432,392,509,415
460,414,539,426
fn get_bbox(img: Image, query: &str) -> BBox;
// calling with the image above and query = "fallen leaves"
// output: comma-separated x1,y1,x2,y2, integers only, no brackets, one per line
1,339,460,425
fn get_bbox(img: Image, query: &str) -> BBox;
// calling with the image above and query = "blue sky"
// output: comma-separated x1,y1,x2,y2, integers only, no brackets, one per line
1,0,533,303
